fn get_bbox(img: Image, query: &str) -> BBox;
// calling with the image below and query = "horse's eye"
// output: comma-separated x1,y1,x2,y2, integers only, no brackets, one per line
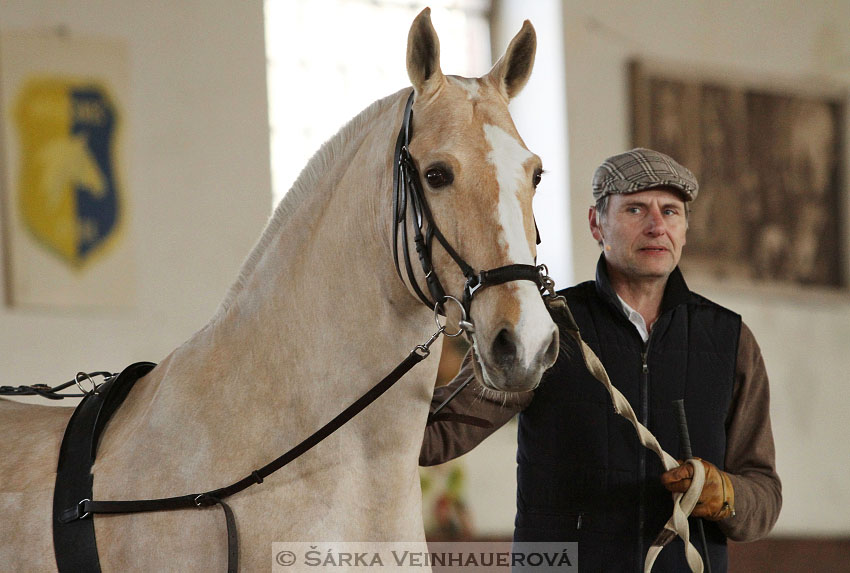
425,167,452,189
532,169,543,188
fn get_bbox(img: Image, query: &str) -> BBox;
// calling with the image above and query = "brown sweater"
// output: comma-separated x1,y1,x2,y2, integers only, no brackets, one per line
420,322,781,542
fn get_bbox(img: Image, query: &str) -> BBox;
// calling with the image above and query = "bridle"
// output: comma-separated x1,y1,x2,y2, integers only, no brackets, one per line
392,90,552,326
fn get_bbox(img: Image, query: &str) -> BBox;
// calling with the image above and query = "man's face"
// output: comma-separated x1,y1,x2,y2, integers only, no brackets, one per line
589,188,688,281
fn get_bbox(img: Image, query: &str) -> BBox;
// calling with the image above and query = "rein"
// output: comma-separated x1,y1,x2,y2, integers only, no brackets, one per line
52,313,452,573
556,307,707,572
0,371,115,400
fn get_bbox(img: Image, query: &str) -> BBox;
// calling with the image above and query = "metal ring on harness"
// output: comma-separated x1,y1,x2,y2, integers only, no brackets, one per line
77,498,91,520
434,295,467,338
74,372,100,396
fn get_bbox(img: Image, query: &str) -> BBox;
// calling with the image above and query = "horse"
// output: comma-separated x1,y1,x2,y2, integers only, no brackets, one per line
0,9,558,571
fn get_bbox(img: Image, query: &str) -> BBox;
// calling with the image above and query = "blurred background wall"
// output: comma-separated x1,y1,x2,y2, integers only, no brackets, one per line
1,0,849,568
0,0,272,383
500,0,850,539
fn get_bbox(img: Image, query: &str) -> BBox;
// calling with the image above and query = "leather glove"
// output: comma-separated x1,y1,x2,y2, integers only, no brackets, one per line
660,458,735,521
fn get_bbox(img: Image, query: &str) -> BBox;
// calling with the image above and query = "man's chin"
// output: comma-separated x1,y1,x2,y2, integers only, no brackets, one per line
629,257,679,278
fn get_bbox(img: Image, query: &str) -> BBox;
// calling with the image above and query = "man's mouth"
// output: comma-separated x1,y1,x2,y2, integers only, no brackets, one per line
639,246,668,253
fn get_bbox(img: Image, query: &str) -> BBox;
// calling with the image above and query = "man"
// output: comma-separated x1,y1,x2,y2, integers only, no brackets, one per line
420,148,781,572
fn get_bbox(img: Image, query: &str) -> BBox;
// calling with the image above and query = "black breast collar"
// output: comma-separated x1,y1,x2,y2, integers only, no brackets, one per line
52,362,157,572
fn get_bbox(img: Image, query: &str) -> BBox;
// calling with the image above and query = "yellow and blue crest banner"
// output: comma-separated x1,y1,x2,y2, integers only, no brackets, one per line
1,31,132,309
14,78,121,268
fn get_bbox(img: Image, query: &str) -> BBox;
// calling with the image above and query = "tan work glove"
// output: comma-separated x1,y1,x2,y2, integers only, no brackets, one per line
660,458,735,521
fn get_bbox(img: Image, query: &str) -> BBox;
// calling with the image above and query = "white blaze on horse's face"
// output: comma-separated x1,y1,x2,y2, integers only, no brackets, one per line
477,123,557,388
484,124,535,263
405,9,559,392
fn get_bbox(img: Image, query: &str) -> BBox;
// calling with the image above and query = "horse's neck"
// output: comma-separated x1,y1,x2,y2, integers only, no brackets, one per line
97,91,439,484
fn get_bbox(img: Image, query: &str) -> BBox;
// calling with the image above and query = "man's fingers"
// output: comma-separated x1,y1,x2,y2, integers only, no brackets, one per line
660,463,694,491
663,477,692,493
659,460,736,521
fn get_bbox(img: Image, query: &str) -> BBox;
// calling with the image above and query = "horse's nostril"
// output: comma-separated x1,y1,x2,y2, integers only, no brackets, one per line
492,328,517,366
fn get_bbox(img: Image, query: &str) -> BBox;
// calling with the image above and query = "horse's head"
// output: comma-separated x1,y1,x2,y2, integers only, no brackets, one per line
398,9,558,392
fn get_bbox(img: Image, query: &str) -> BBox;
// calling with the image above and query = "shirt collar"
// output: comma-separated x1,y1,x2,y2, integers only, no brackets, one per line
594,253,691,317
616,294,650,343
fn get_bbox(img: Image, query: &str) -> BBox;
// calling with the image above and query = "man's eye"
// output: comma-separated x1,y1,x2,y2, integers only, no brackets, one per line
425,167,453,188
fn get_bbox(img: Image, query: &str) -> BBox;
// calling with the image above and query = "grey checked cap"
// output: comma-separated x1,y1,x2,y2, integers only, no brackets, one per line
592,148,699,202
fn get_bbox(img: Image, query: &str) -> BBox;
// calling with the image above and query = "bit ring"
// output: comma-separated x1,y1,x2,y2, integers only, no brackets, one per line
434,295,468,337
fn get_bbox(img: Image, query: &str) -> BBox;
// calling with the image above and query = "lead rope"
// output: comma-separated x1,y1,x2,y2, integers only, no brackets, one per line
552,303,706,573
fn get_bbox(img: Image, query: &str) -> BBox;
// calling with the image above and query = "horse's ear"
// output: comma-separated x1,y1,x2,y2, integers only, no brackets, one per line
487,20,536,100
407,8,445,99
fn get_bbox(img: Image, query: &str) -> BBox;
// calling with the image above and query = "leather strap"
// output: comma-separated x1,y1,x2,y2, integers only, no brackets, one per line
0,371,115,400
56,350,429,572
462,264,543,315
53,361,156,573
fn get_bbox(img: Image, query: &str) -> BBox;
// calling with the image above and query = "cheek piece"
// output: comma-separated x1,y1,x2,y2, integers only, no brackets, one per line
392,90,559,324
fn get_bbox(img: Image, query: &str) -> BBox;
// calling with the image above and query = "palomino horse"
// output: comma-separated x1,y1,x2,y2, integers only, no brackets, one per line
0,9,558,571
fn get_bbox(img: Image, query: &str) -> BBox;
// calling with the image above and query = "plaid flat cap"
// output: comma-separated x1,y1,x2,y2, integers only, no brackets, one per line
592,148,699,202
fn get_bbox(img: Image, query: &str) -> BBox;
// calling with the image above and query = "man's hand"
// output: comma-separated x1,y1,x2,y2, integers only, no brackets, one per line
660,458,735,521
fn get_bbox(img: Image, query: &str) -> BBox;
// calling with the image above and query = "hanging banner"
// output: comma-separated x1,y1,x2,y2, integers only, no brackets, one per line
0,31,133,309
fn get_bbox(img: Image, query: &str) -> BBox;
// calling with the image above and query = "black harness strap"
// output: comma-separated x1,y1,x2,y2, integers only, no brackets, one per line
53,361,155,573
462,264,544,313
54,350,429,572
0,371,115,400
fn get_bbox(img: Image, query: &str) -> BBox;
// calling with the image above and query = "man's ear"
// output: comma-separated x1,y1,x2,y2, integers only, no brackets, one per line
589,206,604,244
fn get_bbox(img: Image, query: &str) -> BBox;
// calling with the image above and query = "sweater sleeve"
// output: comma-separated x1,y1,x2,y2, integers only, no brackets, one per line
419,350,533,466
718,321,782,541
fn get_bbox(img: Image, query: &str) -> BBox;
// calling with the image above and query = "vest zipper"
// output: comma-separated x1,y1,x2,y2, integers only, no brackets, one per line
637,342,651,570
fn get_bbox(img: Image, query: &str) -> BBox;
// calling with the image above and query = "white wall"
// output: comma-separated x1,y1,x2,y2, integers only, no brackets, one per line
493,0,573,288
561,0,850,537
0,0,272,392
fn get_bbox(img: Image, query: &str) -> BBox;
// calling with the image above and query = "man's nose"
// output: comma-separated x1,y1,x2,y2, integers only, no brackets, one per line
645,208,665,236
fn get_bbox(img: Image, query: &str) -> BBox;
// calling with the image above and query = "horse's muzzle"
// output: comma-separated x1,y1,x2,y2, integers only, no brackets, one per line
473,322,559,392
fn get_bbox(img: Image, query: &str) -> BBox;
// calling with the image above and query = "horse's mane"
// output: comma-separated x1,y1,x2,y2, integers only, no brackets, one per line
216,89,406,315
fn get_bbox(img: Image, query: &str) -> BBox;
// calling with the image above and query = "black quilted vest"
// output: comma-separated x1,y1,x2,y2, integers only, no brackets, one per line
515,256,740,572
